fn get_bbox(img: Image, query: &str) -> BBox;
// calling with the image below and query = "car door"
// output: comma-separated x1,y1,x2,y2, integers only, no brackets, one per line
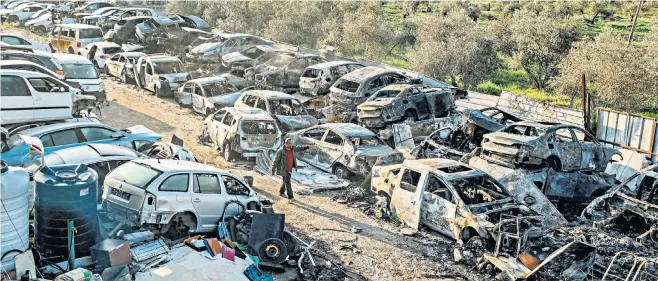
190,173,226,230
155,172,194,224
284,58,308,87
207,109,226,142
364,76,385,100
192,83,205,113
295,127,326,167
571,127,607,171
0,75,33,124
222,174,253,215
178,82,195,109
390,167,428,229
39,128,83,153
106,54,120,76
144,62,154,91
25,76,73,121
547,128,582,171
49,26,61,51
422,174,459,238
318,129,346,171
406,87,430,117
215,112,234,147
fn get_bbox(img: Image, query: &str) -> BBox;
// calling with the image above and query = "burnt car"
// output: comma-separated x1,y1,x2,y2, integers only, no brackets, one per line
298,61,364,96
357,84,455,128
329,66,449,122
220,45,293,77
176,14,211,32
104,51,147,84
113,16,151,42
234,90,319,132
287,123,399,178
175,74,254,115
134,55,190,97
186,34,272,65
373,158,543,249
414,107,525,159
245,53,327,93
203,107,281,161
481,122,621,172
99,8,157,31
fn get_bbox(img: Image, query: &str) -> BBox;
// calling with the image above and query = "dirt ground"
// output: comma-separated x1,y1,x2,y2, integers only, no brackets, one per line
3,26,474,281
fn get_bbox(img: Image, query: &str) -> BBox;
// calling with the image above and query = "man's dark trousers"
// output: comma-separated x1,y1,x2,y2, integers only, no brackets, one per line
280,172,293,199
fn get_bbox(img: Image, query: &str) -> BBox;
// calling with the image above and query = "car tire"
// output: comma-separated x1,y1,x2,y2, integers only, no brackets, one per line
68,47,74,54
9,15,18,23
333,164,350,179
257,238,288,264
223,143,236,162
37,25,47,33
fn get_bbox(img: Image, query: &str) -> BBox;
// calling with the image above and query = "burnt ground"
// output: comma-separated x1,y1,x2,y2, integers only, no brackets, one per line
2,27,485,281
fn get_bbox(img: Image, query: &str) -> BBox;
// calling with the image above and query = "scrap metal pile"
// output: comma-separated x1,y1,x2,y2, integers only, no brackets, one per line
0,0,656,280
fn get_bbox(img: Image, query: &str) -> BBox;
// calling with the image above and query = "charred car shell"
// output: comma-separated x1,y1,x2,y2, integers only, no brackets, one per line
221,45,292,77
481,122,621,172
175,74,254,115
298,60,364,96
245,53,327,93
234,90,318,132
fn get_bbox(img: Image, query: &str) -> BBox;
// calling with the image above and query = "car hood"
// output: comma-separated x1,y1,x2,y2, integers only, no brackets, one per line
159,73,189,83
222,52,250,63
484,132,538,146
359,98,394,108
124,125,161,139
275,115,319,131
190,42,221,54
208,91,242,106
354,145,397,158
25,17,48,26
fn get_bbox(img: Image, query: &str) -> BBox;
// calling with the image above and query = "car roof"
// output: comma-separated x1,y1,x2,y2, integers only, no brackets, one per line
316,123,375,137
46,144,139,164
122,16,152,21
135,158,226,173
243,90,291,100
16,121,103,136
0,59,42,67
307,60,359,70
56,23,102,29
403,159,487,180
379,84,413,91
0,69,52,78
340,66,396,83
53,53,93,64
225,107,273,121
191,76,228,85
248,44,280,52
119,51,146,58
89,41,120,48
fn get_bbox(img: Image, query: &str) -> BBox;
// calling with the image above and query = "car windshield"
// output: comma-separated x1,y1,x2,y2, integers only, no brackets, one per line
349,135,383,147
503,124,546,137
61,63,99,79
371,89,400,99
448,175,510,205
29,9,48,19
265,54,295,68
102,47,120,55
107,161,162,189
153,60,184,74
79,28,103,39
335,79,359,92
270,98,305,116
240,47,265,59
241,120,277,135
34,12,51,21
202,82,237,97
1,134,23,153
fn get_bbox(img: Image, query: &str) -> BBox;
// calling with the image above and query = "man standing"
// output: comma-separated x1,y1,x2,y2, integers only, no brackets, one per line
87,44,98,66
272,138,311,200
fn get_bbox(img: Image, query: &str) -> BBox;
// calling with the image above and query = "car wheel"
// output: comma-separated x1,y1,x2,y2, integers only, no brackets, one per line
223,143,236,161
404,109,418,121
333,164,350,179
68,47,74,54
37,25,47,33
257,238,288,264
282,230,300,255
9,15,18,23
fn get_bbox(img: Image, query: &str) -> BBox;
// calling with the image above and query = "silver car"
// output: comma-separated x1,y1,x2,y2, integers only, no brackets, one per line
103,159,261,236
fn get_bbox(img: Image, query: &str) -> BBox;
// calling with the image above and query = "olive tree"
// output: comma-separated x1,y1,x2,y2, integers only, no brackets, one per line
409,10,498,87
340,4,395,59
264,1,324,47
552,28,658,113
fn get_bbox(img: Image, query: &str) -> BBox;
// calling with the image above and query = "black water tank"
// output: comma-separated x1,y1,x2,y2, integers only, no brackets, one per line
35,164,99,261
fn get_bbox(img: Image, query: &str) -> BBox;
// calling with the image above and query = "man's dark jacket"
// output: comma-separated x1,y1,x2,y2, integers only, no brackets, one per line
272,146,309,177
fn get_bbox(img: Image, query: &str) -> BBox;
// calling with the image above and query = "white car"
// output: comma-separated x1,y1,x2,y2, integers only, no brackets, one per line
0,33,51,52
22,8,50,31
0,3,50,23
53,53,105,103
0,70,78,125
78,41,120,69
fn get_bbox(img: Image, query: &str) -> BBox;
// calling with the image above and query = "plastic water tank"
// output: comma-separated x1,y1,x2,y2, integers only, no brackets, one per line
0,161,31,271
34,164,99,261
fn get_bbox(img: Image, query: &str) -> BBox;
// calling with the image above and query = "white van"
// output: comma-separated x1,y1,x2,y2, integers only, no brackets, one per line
0,70,77,125
53,53,105,103
49,23,104,54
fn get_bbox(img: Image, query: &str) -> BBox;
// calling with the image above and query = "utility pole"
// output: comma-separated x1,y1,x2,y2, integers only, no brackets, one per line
628,0,644,47
582,74,589,130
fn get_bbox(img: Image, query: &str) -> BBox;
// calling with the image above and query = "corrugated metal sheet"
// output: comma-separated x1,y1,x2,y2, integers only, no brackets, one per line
596,108,658,162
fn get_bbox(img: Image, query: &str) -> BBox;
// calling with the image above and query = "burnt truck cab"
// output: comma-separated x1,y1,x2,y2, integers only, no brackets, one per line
203,107,282,161
357,84,455,128
373,158,542,247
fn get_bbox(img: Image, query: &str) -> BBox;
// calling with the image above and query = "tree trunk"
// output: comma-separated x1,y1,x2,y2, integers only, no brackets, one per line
450,74,458,87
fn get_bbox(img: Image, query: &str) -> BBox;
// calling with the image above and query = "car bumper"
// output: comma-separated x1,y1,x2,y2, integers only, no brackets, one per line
358,117,386,128
103,201,141,228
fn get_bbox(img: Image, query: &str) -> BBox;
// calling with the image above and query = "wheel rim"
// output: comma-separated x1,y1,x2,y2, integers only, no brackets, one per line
335,167,346,178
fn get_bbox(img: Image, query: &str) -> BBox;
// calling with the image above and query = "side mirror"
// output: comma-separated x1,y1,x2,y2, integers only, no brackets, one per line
244,176,254,187
110,132,124,139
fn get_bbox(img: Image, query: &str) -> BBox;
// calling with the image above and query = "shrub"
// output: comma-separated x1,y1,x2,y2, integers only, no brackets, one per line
477,81,503,96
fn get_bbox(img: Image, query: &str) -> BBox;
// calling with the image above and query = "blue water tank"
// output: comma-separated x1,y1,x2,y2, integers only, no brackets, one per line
34,164,99,261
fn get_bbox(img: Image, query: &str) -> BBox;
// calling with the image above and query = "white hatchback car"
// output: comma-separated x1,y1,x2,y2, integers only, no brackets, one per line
103,159,262,235
0,33,51,52
77,41,121,68
0,69,78,125
54,53,106,102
